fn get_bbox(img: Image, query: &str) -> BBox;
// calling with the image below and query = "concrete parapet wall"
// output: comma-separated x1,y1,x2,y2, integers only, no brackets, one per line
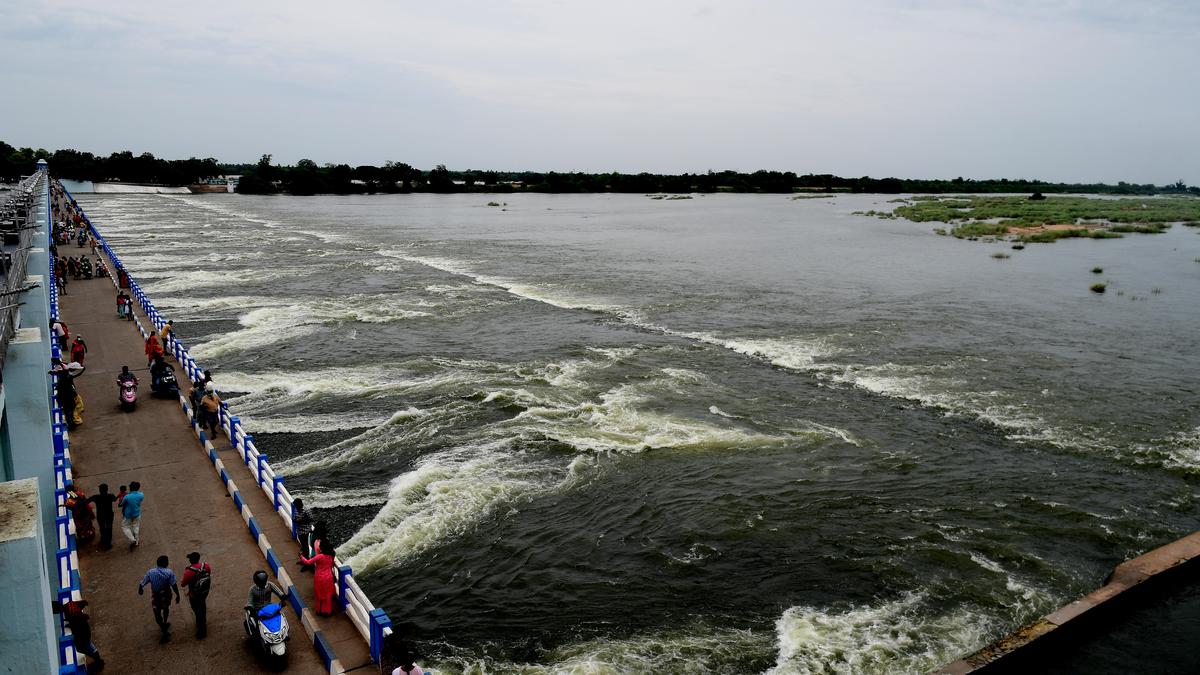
935,531,1200,673
0,478,57,673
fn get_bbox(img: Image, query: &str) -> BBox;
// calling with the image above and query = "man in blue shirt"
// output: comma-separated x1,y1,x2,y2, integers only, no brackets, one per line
138,555,180,643
120,480,144,551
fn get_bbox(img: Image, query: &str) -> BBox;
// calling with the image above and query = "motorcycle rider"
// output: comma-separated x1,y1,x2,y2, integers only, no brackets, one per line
150,356,171,394
117,366,138,386
245,570,286,633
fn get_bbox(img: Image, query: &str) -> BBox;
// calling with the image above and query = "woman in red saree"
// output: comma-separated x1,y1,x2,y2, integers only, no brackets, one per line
144,335,163,366
299,539,337,615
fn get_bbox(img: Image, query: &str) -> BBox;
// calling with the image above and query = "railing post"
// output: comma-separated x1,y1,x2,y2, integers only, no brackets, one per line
229,416,241,448
257,454,268,489
273,476,284,510
243,434,255,466
368,608,392,663
338,566,353,609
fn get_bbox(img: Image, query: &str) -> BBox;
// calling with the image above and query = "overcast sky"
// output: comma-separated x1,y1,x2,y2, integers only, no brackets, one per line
2,1,1197,182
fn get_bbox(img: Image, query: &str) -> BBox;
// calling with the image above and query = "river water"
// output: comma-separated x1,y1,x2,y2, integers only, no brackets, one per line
75,192,1200,673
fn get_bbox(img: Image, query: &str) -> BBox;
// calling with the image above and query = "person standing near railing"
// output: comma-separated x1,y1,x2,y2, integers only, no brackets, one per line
200,384,222,438
159,320,174,356
381,634,426,675
299,539,337,616
144,334,163,367
293,498,315,564
52,358,85,429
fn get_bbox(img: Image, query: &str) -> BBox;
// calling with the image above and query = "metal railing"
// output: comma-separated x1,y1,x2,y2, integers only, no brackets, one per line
0,173,42,380
46,177,85,673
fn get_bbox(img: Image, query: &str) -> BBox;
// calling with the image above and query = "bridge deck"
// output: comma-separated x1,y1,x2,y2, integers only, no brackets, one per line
63,251,372,673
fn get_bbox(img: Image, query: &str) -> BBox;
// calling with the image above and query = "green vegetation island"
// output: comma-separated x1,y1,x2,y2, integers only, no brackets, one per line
4,140,1199,197
869,195,1200,243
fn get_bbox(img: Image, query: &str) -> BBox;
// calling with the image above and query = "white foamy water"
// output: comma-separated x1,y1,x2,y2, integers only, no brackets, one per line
339,440,571,573
161,194,286,228
190,306,324,358
381,251,627,313
376,249,1110,458
441,626,774,674
1147,426,1200,472
768,594,990,675
187,294,439,357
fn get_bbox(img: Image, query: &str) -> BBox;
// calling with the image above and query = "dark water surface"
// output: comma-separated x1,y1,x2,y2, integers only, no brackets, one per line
76,192,1200,673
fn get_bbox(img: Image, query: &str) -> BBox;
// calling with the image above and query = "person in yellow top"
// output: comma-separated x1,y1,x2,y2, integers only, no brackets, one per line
159,320,174,356
200,383,222,438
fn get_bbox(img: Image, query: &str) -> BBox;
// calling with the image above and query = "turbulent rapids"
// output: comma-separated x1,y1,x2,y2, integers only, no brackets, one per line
77,191,1200,673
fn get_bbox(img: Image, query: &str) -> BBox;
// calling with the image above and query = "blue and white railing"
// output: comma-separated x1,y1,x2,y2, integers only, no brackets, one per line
47,178,84,674
62,184,393,669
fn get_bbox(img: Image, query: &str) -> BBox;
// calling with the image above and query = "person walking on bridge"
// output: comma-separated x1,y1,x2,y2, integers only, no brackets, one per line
88,483,117,551
70,335,87,365
138,555,180,643
119,481,144,550
180,551,212,639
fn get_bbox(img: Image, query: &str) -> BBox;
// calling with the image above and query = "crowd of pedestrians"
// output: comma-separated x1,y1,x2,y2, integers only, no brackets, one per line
47,183,427,674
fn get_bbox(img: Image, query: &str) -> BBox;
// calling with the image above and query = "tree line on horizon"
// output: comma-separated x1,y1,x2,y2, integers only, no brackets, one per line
4,141,1197,196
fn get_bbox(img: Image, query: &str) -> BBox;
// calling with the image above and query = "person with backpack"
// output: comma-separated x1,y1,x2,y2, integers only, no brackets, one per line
180,551,212,639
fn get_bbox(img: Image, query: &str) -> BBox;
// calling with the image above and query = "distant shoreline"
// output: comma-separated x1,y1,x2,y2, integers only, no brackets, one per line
6,141,1197,198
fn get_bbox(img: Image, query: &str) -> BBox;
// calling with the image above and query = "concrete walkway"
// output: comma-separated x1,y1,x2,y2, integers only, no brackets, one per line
62,259,372,673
